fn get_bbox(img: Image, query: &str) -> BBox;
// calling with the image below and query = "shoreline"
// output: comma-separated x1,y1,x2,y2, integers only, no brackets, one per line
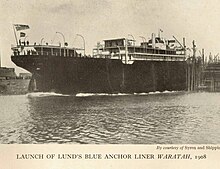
0,79,30,95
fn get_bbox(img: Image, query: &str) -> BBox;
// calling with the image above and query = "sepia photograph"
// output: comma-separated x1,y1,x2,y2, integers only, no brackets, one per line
0,0,220,146
1,1,220,169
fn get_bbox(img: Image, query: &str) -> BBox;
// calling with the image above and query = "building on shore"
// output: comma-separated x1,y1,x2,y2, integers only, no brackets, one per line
0,67,17,80
0,52,17,80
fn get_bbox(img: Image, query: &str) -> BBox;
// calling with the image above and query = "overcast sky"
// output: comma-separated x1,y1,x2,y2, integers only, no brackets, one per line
0,0,220,73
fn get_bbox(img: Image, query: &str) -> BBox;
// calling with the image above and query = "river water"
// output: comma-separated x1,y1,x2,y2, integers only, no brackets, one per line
0,91,220,144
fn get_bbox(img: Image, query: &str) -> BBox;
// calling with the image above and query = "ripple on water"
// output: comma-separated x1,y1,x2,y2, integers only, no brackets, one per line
1,92,220,143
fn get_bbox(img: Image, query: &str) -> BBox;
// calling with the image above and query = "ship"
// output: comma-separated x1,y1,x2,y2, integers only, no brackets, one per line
11,27,187,94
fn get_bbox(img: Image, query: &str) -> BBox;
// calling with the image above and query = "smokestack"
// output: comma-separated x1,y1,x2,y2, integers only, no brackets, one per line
152,33,155,48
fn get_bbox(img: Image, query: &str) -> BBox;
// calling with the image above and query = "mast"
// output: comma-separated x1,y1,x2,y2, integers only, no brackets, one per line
191,40,196,91
183,37,186,57
125,39,128,64
13,25,18,45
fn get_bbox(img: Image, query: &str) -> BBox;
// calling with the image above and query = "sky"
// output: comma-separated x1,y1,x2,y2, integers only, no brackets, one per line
0,0,220,73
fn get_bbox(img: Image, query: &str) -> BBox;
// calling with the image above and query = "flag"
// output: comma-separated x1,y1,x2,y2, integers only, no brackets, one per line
20,32,26,37
160,29,163,32
14,24,30,31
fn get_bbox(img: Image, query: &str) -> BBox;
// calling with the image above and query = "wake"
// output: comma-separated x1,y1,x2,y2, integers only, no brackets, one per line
26,92,70,97
76,90,178,97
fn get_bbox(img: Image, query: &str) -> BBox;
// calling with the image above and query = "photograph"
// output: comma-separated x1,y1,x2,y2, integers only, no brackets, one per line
0,1,220,168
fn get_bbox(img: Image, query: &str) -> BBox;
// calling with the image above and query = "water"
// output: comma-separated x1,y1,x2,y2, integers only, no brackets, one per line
0,91,220,144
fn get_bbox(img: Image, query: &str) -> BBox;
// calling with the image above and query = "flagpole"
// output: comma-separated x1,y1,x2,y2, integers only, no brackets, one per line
13,24,18,45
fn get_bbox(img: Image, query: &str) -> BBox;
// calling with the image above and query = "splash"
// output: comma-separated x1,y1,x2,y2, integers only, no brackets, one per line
148,90,177,95
75,93,131,97
76,91,178,97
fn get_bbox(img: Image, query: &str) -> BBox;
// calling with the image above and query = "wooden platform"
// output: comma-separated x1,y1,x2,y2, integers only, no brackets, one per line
202,63,220,91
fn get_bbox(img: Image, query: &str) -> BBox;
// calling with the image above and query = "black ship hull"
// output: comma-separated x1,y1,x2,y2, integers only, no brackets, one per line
12,55,187,94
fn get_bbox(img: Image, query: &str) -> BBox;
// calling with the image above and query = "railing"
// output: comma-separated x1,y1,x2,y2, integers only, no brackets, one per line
12,50,96,58
93,52,185,61
11,44,86,58
13,51,77,57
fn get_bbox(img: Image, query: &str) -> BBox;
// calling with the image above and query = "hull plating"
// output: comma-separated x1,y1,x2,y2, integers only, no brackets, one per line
12,55,187,94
